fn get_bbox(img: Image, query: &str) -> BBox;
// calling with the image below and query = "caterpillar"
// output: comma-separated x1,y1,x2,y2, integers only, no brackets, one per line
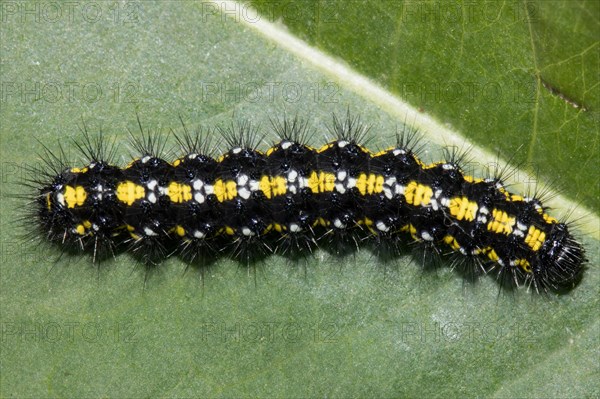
24,114,585,293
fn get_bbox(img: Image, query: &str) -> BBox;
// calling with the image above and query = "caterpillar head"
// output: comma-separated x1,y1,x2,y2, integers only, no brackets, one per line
535,223,585,291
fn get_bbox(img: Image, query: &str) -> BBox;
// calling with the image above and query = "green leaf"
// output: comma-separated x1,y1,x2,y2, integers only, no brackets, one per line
0,1,598,398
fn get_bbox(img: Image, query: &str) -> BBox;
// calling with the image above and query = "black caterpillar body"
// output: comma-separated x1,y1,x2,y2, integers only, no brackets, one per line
29,116,585,292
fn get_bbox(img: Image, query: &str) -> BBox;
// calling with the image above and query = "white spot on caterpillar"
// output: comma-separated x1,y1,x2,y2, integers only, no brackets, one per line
298,177,309,189
479,206,489,215
346,177,357,189
249,180,260,191
193,230,205,239
147,192,157,204
241,227,254,236
288,170,298,182
376,221,389,232
57,193,65,206
238,187,251,200
335,183,346,194
333,219,346,229
187,153,198,159
147,180,158,191
192,179,203,190
141,156,151,164
281,141,293,150
421,231,434,241
144,227,157,236
338,140,348,148
232,147,242,154
194,192,205,204
383,187,393,199
442,163,454,170
393,149,405,156
204,185,214,195
337,171,347,181
289,223,301,233
237,174,249,186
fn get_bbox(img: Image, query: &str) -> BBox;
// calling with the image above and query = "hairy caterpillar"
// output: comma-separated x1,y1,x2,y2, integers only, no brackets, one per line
23,114,585,293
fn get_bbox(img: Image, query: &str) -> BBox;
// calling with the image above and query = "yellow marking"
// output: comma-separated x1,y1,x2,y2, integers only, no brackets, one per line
496,185,512,201
70,166,89,173
400,224,418,240
404,181,433,207
355,173,384,195
125,158,140,169
486,209,515,235
423,161,443,169
510,194,524,202
217,154,226,162
172,159,181,167
449,196,478,222
266,223,284,233
46,193,52,210
259,175,287,199
515,259,532,273
317,143,333,153
312,217,329,227
64,185,88,208
443,235,461,251
307,171,335,194
116,181,145,206
225,226,235,236
358,218,376,234
126,225,135,232
213,179,237,202
372,146,395,157
525,226,546,252
484,247,499,262
174,225,185,237
74,220,93,236
167,182,192,203
357,144,370,155
266,147,276,156
463,175,483,183
543,213,558,224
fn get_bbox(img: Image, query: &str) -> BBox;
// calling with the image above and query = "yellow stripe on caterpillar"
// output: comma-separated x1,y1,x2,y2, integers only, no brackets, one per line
63,185,88,208
116,181,145,206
